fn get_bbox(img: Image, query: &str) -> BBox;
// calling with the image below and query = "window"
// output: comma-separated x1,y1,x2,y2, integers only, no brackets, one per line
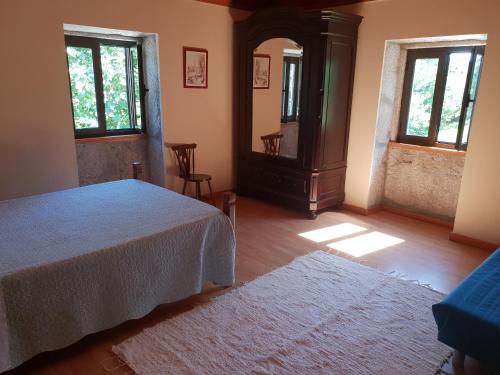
65,36,146,138
398,46,484,150
281,56,301,123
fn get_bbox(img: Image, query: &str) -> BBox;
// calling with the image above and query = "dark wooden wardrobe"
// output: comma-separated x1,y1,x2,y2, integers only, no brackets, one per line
235,7,362,218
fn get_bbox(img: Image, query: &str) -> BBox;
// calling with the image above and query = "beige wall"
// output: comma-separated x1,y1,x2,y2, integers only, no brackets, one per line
0,0,247,200
336,0,500,244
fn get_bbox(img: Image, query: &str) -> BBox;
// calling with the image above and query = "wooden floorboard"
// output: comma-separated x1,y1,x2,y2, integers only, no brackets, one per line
7,197,492,375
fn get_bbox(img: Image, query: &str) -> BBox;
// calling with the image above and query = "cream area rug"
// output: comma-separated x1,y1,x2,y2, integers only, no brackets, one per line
113,251,450,374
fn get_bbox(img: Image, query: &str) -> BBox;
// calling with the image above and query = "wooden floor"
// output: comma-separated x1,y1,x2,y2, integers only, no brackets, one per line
8,197,492,375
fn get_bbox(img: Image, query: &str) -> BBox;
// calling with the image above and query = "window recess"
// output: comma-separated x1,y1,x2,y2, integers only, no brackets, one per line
398,45,484,150
65,35,147,138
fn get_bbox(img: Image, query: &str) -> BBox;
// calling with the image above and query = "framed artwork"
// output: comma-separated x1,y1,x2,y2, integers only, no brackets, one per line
183,47,208,88
253,54,271,89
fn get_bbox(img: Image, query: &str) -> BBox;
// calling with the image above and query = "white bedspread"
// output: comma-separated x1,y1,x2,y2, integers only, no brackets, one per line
0,180,235,372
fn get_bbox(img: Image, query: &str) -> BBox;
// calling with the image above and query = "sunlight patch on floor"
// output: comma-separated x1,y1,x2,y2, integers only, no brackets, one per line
298,223,367,243
327,231,405,257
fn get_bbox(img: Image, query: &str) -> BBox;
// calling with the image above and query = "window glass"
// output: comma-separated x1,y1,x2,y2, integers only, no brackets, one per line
461,55,483,145
469,54,482,100
287,63,296,117
406,58,439,137
65,36,145,137
131,47,142,128
399,47,484,149
437,52,471,143
101,45,131,130
281,61,287,119
66,46,99,129
461,104,474,144
461,54,483,145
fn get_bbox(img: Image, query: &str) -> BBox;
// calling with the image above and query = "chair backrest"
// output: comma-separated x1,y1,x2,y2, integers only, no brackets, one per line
260,133,283,156
167,143,197,178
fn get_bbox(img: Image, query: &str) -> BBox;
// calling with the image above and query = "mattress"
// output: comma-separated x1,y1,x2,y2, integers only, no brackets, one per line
0,180,236,372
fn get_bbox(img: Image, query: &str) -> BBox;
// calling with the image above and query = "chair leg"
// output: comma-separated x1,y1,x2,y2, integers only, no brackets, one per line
207,179,215,205
182,179,187,195
196,181,201,200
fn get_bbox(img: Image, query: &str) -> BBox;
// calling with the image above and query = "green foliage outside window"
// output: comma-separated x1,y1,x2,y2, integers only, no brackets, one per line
406,58,439,137
406,52,478,143
66,40,142,133
67,46,99,129
101,45,131,130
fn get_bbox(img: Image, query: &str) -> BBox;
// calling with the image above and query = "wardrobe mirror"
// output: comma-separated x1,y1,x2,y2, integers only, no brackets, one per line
252,38,303,159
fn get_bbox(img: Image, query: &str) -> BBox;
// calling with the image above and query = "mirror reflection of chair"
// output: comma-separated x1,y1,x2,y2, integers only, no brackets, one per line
165,143,214,203
260,132,283,156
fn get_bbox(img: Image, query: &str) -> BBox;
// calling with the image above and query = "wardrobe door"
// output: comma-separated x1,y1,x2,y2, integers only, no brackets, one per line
316,35,356,171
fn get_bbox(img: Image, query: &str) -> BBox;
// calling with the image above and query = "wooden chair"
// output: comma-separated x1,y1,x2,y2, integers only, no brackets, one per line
165,143,214,202
261,132,283,156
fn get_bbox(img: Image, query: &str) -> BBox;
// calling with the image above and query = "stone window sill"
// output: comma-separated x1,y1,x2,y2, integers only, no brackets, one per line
76,134,147,144
388,141,466,156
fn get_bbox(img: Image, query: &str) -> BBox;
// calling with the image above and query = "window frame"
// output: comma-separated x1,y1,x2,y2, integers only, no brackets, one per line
64,35,147,139
281,55,301,123
398,45,484,150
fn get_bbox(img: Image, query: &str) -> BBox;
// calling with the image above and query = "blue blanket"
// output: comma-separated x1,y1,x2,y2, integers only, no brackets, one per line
432,248,500,370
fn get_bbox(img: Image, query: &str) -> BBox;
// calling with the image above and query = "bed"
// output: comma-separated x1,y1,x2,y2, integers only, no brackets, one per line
432,247,500,371
0,174,236,372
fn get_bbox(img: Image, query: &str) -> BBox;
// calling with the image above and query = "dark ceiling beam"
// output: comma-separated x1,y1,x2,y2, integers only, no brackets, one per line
195,0,374,11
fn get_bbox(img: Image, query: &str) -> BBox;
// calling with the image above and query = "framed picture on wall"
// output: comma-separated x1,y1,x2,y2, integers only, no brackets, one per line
183,47,208,88
253,54,270,89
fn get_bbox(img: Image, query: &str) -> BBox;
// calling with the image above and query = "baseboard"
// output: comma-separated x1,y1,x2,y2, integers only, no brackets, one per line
343,204,367,215
449,232,499,251
344,203,454,228
381,206,454,229
343,204,381,216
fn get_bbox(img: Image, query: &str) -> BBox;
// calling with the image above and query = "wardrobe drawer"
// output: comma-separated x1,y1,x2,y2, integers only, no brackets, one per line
240,163,309,198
